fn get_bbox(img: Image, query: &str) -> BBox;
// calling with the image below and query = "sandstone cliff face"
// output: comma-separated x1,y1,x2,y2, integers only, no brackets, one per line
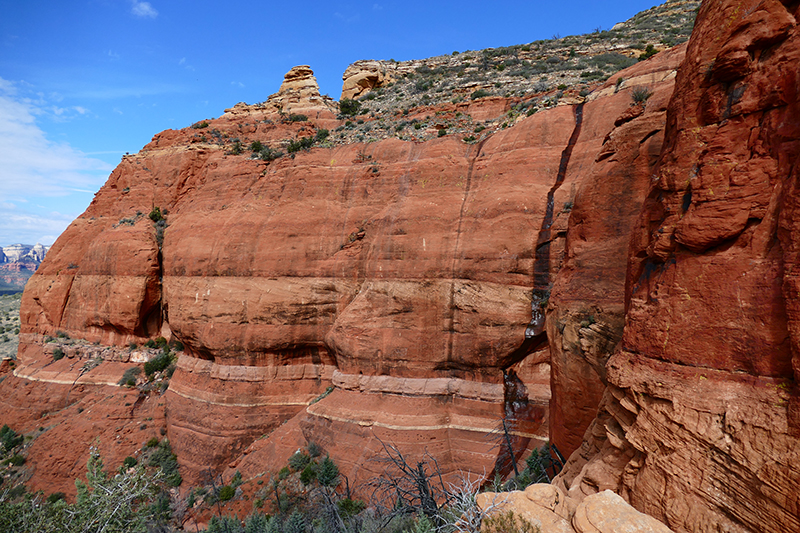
6,3,798,529
2,50,683,494
554,1,800,531
546,47,685,459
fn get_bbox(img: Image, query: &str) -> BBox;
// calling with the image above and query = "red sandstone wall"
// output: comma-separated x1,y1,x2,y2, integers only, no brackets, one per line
0,34,690,497
554,1,800,531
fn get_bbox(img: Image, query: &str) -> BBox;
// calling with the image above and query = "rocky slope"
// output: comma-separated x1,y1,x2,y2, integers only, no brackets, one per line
2,0,799,531
338,1,699,109
476,484,673,533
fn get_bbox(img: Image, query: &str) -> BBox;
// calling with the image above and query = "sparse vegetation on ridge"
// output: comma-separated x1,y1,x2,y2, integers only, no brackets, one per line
178,0,699,151
321,0,698,144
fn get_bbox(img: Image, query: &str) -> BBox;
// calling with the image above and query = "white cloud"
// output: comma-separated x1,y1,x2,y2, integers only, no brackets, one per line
0,77,112,245
131,1,158,18
0,207,76,247
231,81,245,88
39,104,93,120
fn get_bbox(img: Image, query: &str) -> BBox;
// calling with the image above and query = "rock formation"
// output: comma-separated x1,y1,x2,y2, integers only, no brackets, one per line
552,0,800,531
1,45,684,495
223,65,338,122
341,60,396,100
0,243,49,264
0,243,50,292
476,484,673,533
1,0,798,530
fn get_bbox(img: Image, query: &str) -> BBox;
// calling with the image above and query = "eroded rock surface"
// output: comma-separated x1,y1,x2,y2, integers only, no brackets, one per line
554,1,800,531
5,5,795,529
341,60,396,100
225,65,338,118
0,48,683,493
476,484,673,533
547,47,685,458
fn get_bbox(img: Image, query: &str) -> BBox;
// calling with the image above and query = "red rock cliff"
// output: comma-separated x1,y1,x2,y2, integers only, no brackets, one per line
13,2,799,525
554,0,800,531
1,47,685,495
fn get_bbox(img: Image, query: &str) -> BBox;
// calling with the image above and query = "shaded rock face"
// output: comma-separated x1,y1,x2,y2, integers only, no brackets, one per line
3,47,684,493
554,0,800,531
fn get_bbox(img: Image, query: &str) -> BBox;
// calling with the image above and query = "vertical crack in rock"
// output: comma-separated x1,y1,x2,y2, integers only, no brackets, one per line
146,216,165,339
53,274,77,333
513,103,585,361
443,138,489,368
490,106,585,477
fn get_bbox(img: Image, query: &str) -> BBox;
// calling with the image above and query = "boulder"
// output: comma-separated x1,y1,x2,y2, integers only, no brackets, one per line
476,485,672,533
341,60,395,100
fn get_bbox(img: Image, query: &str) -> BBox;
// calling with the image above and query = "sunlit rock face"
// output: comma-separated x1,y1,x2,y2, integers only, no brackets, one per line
5,45,682,494
341,60,396,100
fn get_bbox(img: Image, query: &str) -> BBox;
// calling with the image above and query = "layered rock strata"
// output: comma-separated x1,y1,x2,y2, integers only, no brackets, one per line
554,0,800,531
2,51,683,493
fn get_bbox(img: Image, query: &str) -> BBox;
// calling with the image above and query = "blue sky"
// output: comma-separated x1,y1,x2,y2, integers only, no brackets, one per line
0,0,664,247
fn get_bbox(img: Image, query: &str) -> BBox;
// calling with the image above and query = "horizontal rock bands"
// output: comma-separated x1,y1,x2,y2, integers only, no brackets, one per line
306,397,545,439
176,356,336,382
167,381,318,407
332,369,505,401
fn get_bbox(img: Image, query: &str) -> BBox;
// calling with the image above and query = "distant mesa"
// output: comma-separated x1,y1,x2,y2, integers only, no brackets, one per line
0,243,48,264
0,243,50,293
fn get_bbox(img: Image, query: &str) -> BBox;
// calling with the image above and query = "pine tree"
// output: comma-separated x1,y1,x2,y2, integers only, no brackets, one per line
317,455,340,488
